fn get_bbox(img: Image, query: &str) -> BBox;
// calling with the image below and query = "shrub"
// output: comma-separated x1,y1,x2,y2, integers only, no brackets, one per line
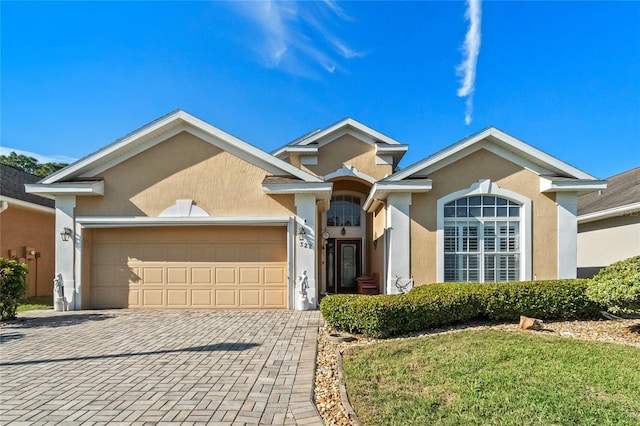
320,279,601,338
0,258,28,321
586,256,640,316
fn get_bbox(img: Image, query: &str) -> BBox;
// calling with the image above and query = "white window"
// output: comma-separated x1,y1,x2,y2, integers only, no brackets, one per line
327,195,361,227
436,180,532,283
444,196,520,282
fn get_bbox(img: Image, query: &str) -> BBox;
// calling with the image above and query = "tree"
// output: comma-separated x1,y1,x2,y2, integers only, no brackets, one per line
0,151,67,177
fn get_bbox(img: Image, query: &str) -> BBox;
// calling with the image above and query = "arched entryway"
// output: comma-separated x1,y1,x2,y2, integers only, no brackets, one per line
320,178,374,294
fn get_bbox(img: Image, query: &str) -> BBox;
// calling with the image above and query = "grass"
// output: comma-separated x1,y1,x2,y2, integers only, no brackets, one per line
17,295,53,312
342,330,640,426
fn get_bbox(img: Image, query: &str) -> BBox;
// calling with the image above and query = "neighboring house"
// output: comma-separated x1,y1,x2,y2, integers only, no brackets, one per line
1,164,55,297
577,167,640,278
26,110,605,311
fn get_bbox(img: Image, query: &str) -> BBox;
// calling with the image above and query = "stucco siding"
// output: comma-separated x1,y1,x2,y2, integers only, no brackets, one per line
303,135,392,180
578,215,640,268
410,148,558,284
76,131,296,217
0,206,55,297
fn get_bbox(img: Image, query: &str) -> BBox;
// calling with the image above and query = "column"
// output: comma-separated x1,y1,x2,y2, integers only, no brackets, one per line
386,193,411,294
294,194,317,310
55,195,76,310
556,192,578,279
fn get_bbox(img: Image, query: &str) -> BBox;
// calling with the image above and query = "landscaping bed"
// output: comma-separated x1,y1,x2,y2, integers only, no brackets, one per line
314,318,640,426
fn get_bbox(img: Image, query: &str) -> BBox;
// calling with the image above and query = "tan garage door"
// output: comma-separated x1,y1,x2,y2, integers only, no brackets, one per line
90,226,287,309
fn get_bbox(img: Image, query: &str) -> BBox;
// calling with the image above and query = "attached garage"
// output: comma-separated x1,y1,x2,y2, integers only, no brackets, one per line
89,226,288,309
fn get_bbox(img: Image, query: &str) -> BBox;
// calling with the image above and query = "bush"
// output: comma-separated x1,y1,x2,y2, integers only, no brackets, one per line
320,279,601,338
586,256,640,316
0,258,28,321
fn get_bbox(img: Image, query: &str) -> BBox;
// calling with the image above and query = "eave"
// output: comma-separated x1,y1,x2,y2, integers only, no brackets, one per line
364,180,432,212
540,177,607,193
25,180,105,199
577,202,640,224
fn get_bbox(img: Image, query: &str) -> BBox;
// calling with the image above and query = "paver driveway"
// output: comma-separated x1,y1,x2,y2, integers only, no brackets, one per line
0,309,324,425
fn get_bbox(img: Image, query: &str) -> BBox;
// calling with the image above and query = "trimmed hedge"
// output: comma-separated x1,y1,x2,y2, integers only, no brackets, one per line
586,256,640,316
320,279,601,338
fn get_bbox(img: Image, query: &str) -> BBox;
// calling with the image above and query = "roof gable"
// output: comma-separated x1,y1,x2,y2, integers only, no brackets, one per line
388,127,598,181
42,110,322,184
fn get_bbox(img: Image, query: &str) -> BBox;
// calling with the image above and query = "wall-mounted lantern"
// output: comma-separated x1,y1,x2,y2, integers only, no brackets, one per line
341,227,346,235
60,227,73,242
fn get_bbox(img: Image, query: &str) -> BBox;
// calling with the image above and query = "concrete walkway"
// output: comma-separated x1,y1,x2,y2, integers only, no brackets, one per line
0,309,324,425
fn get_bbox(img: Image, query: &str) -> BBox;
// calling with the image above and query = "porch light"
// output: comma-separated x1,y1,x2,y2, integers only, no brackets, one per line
60,227,73,242
341,227,346,235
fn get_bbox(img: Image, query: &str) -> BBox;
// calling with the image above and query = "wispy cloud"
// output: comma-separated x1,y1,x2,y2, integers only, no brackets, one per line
229,1,364,78
0,147,77,164
457,0,482,125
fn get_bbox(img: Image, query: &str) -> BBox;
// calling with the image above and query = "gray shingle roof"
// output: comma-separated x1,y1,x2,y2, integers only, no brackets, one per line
578,167,640,216
0,164,55,208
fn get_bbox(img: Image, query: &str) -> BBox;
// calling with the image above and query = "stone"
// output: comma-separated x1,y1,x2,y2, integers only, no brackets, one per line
519,315,544,330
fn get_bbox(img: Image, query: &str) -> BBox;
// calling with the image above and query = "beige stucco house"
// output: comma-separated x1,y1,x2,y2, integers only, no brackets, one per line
577,167,640,278
26,110,606,310
1,164,55,297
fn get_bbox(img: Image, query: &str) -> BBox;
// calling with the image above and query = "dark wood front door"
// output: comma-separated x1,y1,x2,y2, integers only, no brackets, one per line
325,239,362,294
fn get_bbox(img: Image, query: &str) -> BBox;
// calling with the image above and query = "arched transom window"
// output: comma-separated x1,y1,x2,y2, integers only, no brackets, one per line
327,195,361,227
444,195,520,282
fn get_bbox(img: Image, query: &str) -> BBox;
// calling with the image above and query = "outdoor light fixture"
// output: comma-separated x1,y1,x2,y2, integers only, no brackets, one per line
341,227,346,235
60,227,73,242
298,226,307,241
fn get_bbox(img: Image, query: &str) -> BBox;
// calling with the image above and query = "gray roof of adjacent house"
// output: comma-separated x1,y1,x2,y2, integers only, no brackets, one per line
0,164,55,208
578,167,640,216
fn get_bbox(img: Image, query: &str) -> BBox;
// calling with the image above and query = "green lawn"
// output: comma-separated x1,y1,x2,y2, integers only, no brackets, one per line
17,296,53,312
342,330,640,426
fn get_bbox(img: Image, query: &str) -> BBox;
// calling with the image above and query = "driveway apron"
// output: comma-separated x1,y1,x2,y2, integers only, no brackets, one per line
0,309,324,425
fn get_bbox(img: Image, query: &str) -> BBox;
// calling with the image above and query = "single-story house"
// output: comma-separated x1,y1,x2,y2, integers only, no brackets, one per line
577,167,640,278
1,164,55,297
26,110,606,310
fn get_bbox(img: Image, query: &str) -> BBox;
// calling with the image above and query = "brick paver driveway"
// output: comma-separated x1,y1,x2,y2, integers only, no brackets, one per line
0,309,324,425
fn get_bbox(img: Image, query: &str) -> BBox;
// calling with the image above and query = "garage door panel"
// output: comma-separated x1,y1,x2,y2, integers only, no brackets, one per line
192,289,212,306
191,268,212,284
93,287,129,308
167,267,188,284
91,226,287,309
142,267,164,284
129,289,140,306
240,268,261,285
215,289,237,307
264,289,286,307
239,289,261,307
215,267,237,284
264,267,286,284
142,289,164,306
167,289,188,306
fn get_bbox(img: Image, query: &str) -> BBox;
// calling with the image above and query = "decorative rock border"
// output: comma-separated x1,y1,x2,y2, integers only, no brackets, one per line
335,349,362,426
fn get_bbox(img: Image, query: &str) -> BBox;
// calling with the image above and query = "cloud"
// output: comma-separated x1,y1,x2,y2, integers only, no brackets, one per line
229,1,364,77
456,0,482,125
0,147,77,164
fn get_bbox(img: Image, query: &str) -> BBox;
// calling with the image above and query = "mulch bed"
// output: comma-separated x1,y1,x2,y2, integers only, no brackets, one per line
314,318,640,426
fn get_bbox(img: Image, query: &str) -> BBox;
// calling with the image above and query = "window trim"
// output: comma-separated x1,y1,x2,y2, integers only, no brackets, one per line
437,179,532,282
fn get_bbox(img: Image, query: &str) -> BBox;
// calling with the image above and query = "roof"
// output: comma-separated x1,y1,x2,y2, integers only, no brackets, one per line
0,164,55,208
578,167,640,216
39,110,323,185
387,126,599,182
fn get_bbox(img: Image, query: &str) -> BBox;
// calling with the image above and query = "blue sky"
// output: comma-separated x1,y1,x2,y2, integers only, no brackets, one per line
2,1,639,179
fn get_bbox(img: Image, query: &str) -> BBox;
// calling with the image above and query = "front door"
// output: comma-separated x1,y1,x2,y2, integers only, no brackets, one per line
326,239,361,293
